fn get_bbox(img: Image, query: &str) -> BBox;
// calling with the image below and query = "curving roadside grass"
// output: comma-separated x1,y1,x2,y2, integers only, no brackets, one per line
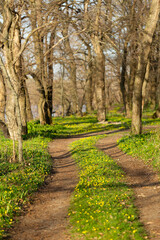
69,136,148,240
0,136,52,239
118,130,160,172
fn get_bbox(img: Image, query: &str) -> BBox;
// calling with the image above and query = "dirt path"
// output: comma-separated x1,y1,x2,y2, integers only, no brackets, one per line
8,138,79,240
7,127,160,240
97,134,160,240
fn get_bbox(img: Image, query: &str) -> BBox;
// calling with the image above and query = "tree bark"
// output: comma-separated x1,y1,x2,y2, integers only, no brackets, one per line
62,23,79,115
91,0,106,122
29,0,52,124
85,46,93,113
24,78,33,121
0,1,24,162
142,60,150,111
94,48,106,121
131,0,160,134
0,72,6,122
120,42,131,117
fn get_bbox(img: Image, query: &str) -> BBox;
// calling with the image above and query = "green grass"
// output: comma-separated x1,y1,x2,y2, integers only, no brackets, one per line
69,136,147,240
0,136,52,239
118,130,160,172
26,115,125,139
0,112,159,239
26,114,160,139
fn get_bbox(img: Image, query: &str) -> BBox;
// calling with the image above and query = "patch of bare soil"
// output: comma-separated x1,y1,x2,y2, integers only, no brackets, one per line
97,133,160,240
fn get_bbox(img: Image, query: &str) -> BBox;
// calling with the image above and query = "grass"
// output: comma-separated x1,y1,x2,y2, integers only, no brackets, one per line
0,112,159,239
0,135,52,239
69,136,147,240
118,130,160,172
26,115,124,139
26,114,160,140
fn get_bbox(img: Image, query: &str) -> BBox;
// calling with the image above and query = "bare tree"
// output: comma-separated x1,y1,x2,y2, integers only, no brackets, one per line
131,0,160,134
0,1,26,162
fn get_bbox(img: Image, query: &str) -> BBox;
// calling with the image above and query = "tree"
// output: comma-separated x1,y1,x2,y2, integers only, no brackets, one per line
0,71,6,122
26,0,55,124
131,0,160,134
0,1,26,162
62,15,79,115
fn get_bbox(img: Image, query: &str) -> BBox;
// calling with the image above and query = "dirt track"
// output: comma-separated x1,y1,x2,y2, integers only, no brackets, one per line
7,127,160,240
97,133,160,240
8,137,78,240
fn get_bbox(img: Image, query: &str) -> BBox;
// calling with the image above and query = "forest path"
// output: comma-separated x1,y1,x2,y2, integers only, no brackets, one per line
7,126,160,240
97,133,160,240
8,137,79,240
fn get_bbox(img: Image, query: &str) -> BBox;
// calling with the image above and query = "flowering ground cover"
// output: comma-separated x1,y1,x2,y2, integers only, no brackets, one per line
27,114,160,139
118,130,160,172
0,136,52,239
27,115,124,138
0,113,159,239
69,136,147,239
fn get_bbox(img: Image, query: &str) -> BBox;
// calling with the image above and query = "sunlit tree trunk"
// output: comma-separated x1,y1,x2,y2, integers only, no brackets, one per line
91,0,106,122
30,0,52,124
142,60,150,111
24,78,33,121
120,42,131,117
62,22,79,115
131,0,160,134
0,1,24,162
85,46,93,113
0,72,6,122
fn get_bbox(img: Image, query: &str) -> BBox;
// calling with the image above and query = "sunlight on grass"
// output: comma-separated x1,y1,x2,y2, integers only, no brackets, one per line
118,130,160,172
69,136,147,240
0,136,52,238
0,113,159,238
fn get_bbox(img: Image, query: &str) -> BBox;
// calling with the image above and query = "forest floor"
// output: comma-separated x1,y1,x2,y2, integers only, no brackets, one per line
6,127,160,240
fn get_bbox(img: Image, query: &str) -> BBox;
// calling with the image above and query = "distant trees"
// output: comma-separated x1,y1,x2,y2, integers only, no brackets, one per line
0,0,159,162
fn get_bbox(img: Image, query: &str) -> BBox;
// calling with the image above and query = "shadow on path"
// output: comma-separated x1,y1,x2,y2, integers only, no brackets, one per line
97,134,160,240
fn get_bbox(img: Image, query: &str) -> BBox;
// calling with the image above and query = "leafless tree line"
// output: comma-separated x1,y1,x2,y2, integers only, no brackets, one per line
0,0,159,161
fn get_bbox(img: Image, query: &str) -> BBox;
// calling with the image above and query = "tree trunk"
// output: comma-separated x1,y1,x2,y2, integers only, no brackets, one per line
131,0,160,134
120,42,131,117
85,46,93,113
0,72,6,122
30,0,52,124
91,0,106,122
142,60,150,111
19,81,27,135
24,79,33,121
62,33,79,114
1,1,24,162
94,48,106,122
31,73,52,125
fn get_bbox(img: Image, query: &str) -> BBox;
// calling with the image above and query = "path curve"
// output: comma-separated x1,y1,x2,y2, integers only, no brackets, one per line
97,134,160,240
7,130,125,240
6,126,160,240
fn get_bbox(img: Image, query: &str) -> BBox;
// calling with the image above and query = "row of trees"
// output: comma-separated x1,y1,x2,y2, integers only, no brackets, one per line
0,0,159,161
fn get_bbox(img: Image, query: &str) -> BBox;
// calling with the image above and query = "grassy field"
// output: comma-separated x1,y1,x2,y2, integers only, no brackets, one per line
0,113,160,239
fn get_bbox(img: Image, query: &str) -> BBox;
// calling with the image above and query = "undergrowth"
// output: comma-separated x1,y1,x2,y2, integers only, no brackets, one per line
69,136,147,240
